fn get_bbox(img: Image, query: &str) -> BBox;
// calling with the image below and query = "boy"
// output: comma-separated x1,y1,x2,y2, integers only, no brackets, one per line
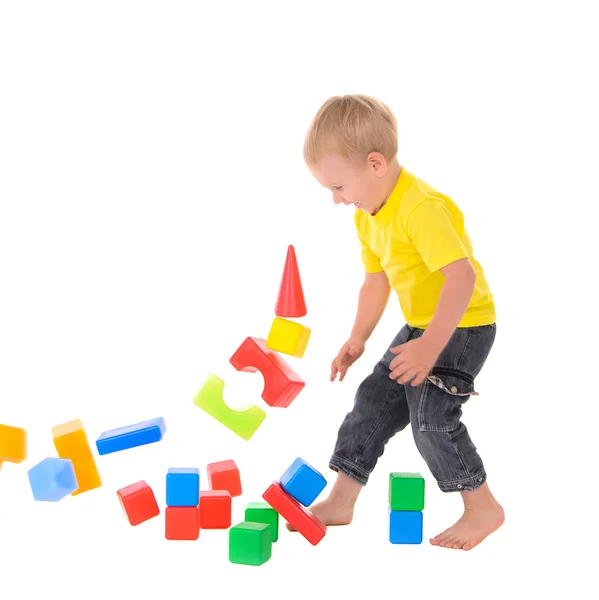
295,95,504,550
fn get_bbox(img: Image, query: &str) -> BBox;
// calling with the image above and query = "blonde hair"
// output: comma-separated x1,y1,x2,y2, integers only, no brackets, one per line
303,94,398,168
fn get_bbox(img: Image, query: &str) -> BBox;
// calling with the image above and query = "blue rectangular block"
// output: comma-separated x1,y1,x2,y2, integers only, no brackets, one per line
28,457,78,502
95,417,166,455
280,457,327,507
389,508,423,544
166,468,200,506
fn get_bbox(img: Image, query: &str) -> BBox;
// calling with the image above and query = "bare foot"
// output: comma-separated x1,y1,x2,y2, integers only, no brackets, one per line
286,498,354,531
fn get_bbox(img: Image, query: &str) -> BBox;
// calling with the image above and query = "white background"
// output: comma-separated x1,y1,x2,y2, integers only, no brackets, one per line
1,1,596,598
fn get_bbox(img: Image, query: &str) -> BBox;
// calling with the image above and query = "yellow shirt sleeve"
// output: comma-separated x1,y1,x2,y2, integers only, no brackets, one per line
355,214,383,273
405,200,470,272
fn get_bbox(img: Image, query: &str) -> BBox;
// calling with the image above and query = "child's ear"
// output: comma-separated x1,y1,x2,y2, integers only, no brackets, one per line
367,152,387,177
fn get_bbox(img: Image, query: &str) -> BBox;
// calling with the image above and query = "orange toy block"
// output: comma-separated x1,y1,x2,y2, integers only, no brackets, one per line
165,506,200,540
117,480,160,526
207,459,242,497
275,245,307,317
0,424,27,464
200,490,232,529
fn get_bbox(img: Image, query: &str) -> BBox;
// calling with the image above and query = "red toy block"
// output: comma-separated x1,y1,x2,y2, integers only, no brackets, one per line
165,506,200,540
275,245,307,317
229,337,305,408
117,480,160,526
200,490,232,529
207,459,242,497
263,481,326,545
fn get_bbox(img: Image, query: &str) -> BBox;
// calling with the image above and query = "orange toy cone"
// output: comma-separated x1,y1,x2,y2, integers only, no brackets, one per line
275,245,307,317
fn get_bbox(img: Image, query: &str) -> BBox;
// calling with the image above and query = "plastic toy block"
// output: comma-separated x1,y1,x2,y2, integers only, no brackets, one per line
96,417,166,455
166,468,200,507
266,317,311,358
193,373,266,441
280,457,327,507
117,480,160,526
207,460,242,497
229,522,272,566
263,481,326,546
389,508,423,544
52,419,102,495
229,337,305,408
28,457,78,502
245,501,279,542
165,506,200,540
275,245,307,318
389,472,425,511
199,490,232,529
0,424,26,464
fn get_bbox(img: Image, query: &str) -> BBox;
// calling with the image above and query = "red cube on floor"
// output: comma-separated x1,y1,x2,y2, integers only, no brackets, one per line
165,506,200,540
207,459,242,497
117,480,160,526
200,490,232,528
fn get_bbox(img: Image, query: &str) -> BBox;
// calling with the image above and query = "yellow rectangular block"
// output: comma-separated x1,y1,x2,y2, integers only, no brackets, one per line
265,317,311,358
0,424,27,463
52,419,102,495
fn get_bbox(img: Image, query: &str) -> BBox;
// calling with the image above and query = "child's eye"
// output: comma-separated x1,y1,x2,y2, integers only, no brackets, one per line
334,186,344,191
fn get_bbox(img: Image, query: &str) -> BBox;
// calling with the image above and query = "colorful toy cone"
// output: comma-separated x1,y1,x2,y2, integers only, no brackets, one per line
275,245,307,318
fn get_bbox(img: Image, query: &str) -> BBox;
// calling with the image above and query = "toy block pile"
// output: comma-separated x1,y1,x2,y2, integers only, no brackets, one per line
388,472,425,544
165,468,200,539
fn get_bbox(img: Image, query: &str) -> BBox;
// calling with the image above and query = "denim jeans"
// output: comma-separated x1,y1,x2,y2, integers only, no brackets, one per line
329,323,496,492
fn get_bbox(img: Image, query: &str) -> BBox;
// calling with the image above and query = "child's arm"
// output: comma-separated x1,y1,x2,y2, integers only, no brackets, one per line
351,271,392,343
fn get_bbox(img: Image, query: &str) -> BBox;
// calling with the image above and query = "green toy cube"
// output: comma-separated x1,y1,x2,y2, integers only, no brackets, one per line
244,501,279,542
389,472,425,511
229,522,272,566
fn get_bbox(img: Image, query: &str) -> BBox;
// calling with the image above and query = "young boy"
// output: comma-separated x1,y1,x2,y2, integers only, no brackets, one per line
295,94,504,550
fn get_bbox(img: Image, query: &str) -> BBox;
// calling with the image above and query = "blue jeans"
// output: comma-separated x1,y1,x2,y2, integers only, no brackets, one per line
329,323,497,492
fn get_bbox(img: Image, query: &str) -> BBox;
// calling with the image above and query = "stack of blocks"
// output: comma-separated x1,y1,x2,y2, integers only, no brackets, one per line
200,460,240,529
388,472,425,544
165,468,200,540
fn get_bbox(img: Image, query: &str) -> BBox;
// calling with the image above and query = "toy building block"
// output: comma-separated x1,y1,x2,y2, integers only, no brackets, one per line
229,522,272,566
199,490,232,529
28,457,78,502
388,508,423,544
165,506,200,540
207,460,242,497
266,317,311,358
229,337,305,408
263,481,326,546
96,417,166,455
166,468,200,507
52,419,102,495
0,424,26,464
280,457,327,507
117,480,160,526
193,373,266,441
275,245,307,318
245,501,279,542
389,472,425,511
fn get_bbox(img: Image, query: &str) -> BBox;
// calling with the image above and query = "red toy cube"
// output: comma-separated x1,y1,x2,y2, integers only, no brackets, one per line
165,506,200,540
200,490,232,528
117,480,160,526
207,459,242,497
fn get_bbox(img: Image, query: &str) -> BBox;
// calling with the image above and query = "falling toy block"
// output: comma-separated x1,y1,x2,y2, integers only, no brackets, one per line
266,317,311,358
166,468,200,507
245,501,279,542
280,457,327,507
389,508,423,544
389,472,425,511
96,417,166,455
200,490,232,529
117,480,160,526
193,373,266,441
229,337,305,408
207,460,242,497
0,424,26,464
275,245,307,318
52,419,102,495
263,481,326,546
165,506,200,540
28,457,78,502
229,522,273,566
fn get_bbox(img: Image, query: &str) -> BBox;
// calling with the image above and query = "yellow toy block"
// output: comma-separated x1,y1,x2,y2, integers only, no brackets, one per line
265,317,311,358
52,419,102,496
0,424,27,463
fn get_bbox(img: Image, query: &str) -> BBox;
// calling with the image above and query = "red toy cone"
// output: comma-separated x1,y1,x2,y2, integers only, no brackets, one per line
275,245,307,317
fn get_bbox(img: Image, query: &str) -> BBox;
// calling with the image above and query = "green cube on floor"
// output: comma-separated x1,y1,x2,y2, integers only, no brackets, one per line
229,522,272,566
389,472,425,511
245,501,279,542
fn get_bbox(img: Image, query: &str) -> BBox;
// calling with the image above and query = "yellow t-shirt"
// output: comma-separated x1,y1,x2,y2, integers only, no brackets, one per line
355,167,496,328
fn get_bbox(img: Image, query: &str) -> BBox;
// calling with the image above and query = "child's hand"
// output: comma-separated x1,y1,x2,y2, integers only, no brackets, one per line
388,337,440,386
331,337,365,382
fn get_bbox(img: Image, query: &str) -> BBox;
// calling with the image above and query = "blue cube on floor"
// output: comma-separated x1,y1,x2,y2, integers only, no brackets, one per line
280,457,327,507
28,457,78,502
166,468,200,506
389,508,423,544
95,417,166,455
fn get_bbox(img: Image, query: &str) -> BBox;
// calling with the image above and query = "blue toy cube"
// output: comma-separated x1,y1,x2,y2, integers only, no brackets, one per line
280,457,327,507
166,468,200,506
28,457,78,502
389,508,423,544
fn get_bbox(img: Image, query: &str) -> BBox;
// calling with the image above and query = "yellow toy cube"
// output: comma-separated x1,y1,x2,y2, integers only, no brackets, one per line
266,317,311,358
0,424,27,463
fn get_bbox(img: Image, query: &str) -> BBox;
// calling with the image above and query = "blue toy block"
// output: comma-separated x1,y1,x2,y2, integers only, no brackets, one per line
166,468,200,506
28,457,78,502
389,508,423,544
95,417,166,455
279,457,327,507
